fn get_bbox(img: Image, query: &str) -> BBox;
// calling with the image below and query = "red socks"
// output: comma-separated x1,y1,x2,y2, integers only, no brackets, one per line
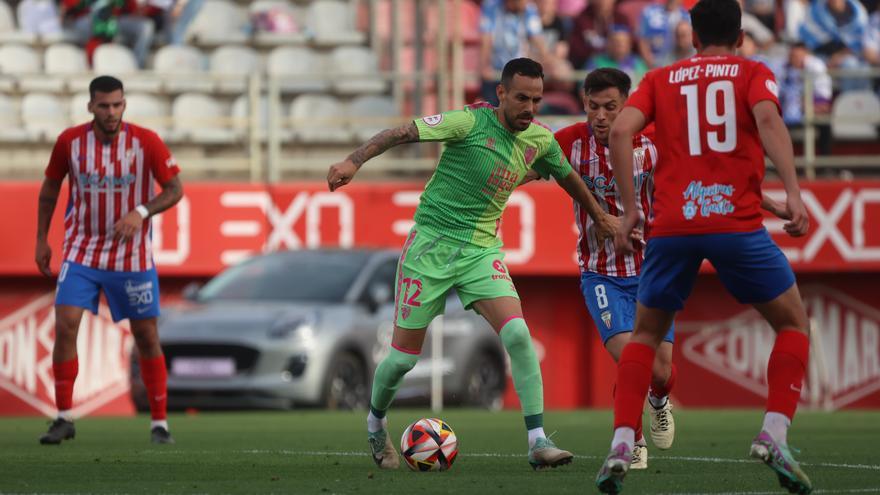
766,330,809,420
651,363,677,399
139,355,169,420
614,343,655,430
53,358,79,411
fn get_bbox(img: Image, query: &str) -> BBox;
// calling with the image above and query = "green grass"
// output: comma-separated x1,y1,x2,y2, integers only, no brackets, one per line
1,409,878,494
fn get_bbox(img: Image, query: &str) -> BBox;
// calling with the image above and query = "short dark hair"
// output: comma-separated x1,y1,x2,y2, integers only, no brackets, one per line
690,0,741,48
584,68,632,98
500,58,544,88
89,75,124,100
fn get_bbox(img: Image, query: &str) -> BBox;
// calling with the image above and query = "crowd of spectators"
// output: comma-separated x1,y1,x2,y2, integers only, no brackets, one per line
475,0,880,147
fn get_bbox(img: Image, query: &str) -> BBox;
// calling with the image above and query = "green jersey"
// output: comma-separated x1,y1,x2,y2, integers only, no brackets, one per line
413,106,572,248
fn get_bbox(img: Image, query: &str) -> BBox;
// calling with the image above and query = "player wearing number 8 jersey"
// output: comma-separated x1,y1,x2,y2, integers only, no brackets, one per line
596,0,813,493
328,58,618,472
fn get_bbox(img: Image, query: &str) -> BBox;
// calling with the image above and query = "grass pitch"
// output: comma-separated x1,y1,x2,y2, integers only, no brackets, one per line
1,409,878,494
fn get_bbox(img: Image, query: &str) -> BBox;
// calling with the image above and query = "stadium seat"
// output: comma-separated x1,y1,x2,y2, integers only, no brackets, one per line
288,94,350,142
93,44,160,92
0,43,40,74
68,92,91,125
231,94,291,142
185,0,249,46
0,93,29,141
267,46,328,93
0,0,36,44
153,45,212,93
22,93,67,141
125,93,170,138
250,0,306,46
210,45,260,93
329,46,386,95
20,43,87,93
831,90,880,140
307,0,365,46
348,95,397,142
170,93,236,143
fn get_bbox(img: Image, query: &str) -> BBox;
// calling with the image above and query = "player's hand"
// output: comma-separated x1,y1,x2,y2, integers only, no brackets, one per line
519,170,542,186
630,227,644,242
113,210,144,242
614,212,639,255
35,240,52,277
762,195,791,220
783,193,809,237
595,213,619,242
327,160,358,191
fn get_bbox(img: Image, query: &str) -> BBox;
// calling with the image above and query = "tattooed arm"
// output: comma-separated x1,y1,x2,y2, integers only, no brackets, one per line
326,123,420,191
35,177,63,277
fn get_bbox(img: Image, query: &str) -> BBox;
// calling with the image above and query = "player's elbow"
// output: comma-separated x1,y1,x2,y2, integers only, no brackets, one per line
608,122,631,144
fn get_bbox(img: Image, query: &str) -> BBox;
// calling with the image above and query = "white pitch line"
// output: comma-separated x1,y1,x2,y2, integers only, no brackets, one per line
143,449,880,472
659,490,880,495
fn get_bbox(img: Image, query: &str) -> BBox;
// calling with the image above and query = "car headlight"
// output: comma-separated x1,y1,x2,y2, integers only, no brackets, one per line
267,315,316,340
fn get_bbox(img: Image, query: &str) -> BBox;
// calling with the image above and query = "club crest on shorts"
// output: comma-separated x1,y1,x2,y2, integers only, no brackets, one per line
401,306,412,320
601,310,612,329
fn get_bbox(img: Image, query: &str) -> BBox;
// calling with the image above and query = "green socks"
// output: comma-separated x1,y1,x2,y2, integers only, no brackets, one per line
500,317,544,419
369,346,420,414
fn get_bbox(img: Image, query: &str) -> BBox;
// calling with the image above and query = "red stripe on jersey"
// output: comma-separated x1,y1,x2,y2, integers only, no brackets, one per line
95,137,110,269
593,138,610,274
139,139,152,271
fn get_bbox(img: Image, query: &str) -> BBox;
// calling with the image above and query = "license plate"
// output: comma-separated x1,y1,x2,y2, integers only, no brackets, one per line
171,357,236,378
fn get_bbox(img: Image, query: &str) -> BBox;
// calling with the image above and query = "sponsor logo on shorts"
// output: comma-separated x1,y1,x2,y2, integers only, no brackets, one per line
125,279,154,306
401,306,411,320
491,260,512,282
601,310,612,329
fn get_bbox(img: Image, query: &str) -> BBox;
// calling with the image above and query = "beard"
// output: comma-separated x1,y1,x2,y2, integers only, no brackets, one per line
95,118,121,136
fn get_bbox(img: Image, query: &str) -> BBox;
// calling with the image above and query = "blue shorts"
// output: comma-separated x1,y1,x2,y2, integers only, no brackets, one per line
638,228,796,312
580,271,674,344
55,261,161,322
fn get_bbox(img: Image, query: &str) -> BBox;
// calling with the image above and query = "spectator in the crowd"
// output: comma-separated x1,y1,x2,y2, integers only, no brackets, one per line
656,20,697,65
638,0,690,68
17,0,63,36
85,0,155,68
778,43,834,154
737,0,777,48
536,0,575,90
59,0,94,45
567,0,627,69
586,25,648,84
784,0,810,41
557,0,587,16
744,0,777,32
143,0,205,45
479,0,551,105
799,0,878,88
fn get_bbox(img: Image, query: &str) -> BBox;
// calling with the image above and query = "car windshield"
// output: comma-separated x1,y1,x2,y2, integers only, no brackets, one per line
197,251,370,303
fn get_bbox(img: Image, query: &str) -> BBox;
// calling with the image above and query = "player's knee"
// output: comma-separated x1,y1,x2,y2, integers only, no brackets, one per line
384,347,419,374
499,317,532,353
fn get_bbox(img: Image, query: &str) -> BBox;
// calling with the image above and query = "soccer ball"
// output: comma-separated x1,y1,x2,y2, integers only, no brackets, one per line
400,418,458,471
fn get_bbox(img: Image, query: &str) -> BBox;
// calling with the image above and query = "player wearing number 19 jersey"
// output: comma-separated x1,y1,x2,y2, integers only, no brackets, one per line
554,68,676,472
328,58,616,472
596,0,813,493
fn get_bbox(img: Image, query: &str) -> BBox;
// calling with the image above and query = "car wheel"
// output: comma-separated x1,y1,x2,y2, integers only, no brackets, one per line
462,351,505,410
323,351,369,410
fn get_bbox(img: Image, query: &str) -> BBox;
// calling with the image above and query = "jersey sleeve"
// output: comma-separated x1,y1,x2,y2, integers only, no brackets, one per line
44,131,70,180
624,69,657,123
414,109,476,142
747,62,782,114
144,130,180,184
532,138,573,180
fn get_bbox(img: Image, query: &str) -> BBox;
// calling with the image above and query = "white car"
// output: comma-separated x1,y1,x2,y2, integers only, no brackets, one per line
130,249,507,410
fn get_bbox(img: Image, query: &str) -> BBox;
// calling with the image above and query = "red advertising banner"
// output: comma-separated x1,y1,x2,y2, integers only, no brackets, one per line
2,180,880,276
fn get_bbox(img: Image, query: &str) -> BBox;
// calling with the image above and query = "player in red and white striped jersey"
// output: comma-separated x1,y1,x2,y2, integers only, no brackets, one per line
554,69,677,470
35,76,183,445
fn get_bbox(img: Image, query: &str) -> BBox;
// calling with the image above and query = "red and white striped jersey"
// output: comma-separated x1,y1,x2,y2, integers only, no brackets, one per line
45,122,180,272
554,122,657,277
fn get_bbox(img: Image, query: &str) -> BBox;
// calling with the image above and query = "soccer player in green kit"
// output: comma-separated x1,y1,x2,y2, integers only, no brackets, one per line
327,58,616,470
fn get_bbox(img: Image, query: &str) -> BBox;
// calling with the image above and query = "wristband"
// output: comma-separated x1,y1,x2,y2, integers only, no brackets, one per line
135,205,150,219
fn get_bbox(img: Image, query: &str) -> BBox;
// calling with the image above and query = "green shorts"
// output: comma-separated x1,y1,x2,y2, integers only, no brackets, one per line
393,226,520,329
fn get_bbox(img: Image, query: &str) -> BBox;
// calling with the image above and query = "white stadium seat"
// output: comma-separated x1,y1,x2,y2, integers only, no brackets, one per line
124,93,170,138
289,94,350,142
153,45,212,93
231,94,289,141
307,0,365,45
329,46,385,95
0,0,36,44
93,43,161,92
250,0,305,46
267,46,328,93
68,92,91,125
22,93,67,140
0,94,29,141
0,44,40,74
831,90,880,140
186,0,249,45
171,93,236,143
348,95,397,141
210,45,260,93
45,43,88,74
